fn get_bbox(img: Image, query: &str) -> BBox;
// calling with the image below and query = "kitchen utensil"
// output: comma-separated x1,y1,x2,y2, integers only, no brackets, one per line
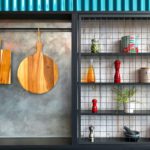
0,38,11,84
114,60,121,83
124,126,140,142
17,29,59,94
124,131,140,142
89,125,94,142
92,99,98,113
124,126,137,135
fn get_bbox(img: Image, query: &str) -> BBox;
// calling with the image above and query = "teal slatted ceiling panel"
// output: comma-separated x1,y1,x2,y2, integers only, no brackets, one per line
100,0,106,11
0,0,2,11
76,0,81,11
131,0,138,11
28,0,34,11
4,0,10,11
83,0,90,11
123,0,130,11
115,0,122,11
60,0,66,11
92,0,98,11
52,0,57,11
0,0,150,12
139,0,146,11
67,0,73,11
20,0,26,11
36,0,42,11
44,0,50,11
148,0,150,10
12,0,18,11
107,0,114,11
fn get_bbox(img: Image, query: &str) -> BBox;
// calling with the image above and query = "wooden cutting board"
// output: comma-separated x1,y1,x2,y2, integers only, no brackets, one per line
17,30,59,94
0,49,11,84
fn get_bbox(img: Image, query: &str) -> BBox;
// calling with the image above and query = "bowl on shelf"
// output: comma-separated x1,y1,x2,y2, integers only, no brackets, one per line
124,131,140,142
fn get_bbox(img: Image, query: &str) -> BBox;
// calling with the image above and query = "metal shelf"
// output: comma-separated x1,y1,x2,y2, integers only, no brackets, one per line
0,138,71,146
79,82,150,86
80,110,150,116
79,138,150,144
80,53,150,57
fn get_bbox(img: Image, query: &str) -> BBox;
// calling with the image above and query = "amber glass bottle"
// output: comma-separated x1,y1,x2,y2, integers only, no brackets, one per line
87,59,95,83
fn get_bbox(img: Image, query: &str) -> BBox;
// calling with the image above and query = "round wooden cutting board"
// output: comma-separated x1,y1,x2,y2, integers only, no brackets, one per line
17,29,59,94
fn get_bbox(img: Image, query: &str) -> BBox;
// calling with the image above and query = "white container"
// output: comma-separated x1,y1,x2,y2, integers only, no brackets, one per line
139,68,150,83
124,102,140,113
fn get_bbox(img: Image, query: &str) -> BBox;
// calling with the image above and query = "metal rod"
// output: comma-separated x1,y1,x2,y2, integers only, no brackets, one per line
0,28,71,32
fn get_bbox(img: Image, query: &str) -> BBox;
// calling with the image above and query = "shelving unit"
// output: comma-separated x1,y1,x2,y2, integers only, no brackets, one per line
77,14,150,145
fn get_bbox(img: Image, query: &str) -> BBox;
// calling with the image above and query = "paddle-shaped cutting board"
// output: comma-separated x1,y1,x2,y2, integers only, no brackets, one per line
0,49,11,84
17,29,59,94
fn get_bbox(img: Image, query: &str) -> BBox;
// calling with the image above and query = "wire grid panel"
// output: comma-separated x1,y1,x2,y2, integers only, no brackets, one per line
80,18,150,53
79,16,150,141
81,56,149,83
81,115,150,138
81,85,150,111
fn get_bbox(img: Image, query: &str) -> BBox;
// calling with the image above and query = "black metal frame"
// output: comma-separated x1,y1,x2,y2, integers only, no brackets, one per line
76,12,150,148
1,12,150,150
72,13,78,145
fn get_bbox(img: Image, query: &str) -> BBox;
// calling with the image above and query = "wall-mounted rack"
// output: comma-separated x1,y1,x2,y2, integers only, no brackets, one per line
76,14,150,146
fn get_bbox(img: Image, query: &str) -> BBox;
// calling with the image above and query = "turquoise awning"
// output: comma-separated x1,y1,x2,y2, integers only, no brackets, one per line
0,0,150,12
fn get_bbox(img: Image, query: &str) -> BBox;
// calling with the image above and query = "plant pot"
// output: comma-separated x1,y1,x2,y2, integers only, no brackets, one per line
124,102,140,113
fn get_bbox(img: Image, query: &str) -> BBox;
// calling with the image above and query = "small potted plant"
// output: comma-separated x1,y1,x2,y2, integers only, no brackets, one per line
113,87,140,113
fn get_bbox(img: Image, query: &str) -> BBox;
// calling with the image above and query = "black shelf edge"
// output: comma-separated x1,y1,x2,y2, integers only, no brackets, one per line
79,138,150,144
79,82,150,86
0,138,71,146
80,110,150,116
80,53,150,57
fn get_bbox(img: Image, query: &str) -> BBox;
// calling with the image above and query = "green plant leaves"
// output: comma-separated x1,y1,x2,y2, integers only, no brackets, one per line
113,87,136,108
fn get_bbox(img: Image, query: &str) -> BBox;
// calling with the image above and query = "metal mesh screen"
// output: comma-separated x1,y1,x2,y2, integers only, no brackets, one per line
78,15,150,144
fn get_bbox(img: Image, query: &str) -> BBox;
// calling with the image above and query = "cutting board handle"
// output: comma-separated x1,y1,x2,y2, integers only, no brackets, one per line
0,36,2,50
36,28,43,54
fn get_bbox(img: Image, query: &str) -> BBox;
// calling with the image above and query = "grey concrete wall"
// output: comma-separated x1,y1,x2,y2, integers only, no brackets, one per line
0,21,71,137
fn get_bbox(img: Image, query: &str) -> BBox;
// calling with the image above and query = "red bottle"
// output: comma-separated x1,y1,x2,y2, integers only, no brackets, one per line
114,60,121,83
92,99,98,113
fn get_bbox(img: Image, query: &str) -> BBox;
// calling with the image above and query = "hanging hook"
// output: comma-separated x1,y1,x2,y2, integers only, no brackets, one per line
0,36,2,50
37,28,41,42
